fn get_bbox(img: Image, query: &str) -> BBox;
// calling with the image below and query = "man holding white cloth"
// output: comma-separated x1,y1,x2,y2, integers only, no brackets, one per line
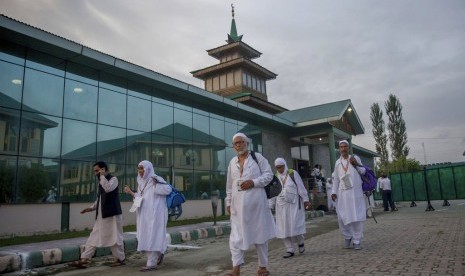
225,133,276,276
331,140,367,250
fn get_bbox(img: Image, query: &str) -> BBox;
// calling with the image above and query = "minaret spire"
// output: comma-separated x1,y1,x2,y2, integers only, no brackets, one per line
228,3,243,43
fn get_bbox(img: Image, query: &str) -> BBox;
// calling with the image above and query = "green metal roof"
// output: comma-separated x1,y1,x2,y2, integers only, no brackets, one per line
276,99,365,135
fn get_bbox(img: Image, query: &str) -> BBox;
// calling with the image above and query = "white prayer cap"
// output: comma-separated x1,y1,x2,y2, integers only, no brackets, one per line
232,132,248,142
274,158,286,166
339,140,349,146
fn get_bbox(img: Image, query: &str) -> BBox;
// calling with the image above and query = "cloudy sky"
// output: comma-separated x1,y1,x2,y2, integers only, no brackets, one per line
2,0,465,164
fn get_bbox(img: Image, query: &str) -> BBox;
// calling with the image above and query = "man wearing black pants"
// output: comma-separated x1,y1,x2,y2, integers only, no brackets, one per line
377,174,396,212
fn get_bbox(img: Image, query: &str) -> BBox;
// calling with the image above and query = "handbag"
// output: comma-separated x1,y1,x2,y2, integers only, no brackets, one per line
250,151,282,199
264,175,282,199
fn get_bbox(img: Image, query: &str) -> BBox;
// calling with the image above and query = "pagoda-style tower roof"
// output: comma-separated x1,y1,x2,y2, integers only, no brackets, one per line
191,5,285,114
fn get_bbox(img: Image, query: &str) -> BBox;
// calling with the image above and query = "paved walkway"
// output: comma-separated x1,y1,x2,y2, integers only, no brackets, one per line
237,200,465,276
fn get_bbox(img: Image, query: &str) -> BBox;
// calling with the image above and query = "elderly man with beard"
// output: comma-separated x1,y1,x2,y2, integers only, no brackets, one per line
331,140,367,250
225,133,276,276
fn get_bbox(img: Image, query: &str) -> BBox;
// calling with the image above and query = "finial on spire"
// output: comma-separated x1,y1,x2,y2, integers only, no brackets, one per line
231,4,235,18
228,3,242,43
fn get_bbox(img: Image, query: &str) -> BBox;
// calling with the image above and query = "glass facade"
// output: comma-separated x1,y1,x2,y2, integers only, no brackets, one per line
0,40,263,204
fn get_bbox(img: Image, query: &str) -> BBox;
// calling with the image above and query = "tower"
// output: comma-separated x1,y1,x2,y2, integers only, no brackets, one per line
191,5,286,114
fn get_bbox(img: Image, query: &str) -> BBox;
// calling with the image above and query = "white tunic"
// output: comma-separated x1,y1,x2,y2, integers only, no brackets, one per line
270,170,309,238
226,152,277,250
86,175,124,247
332,155,367,225
134,177,172,252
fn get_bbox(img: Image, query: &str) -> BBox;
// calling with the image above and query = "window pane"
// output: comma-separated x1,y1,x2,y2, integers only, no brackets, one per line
20,112,61,158
26,49,65,77
194,170,210,199
210,117,225,145
0,60,23,109
174,108,192,140
62,119,96,161
65,62,98,86
23,68,64,117
127,129,152,165
98,88,126,128
225,121,238,144
63,80,98,122
0,107,20,155
99,72,126,94
172,168,192,199
17,158,59,203
152,133,172,168
0,155,17,203
153,95,173,107
213,147,227,171
211,171,227,199
153,102,173,136
193,113,209,143
174,139,192,170
60,160,96,202
128,81,151,100
127,96,151,131
97,125,126,164
0,41,25,65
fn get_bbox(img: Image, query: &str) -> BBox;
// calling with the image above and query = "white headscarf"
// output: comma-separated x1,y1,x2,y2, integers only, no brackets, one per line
137,160,166,184
232,132,248,142
274,157,288,177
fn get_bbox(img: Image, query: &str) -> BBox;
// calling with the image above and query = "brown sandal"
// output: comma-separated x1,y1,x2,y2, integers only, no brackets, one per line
157,253,164,265
69,259,90,269
257,268,269,276
109,258,125,267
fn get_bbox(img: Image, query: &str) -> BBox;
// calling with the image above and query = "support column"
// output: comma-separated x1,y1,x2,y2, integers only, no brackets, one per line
328,130,336,173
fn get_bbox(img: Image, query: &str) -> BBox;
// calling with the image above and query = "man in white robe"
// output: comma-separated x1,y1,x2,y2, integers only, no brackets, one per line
331,140,367,250
71,161,125,268
225,133,276,276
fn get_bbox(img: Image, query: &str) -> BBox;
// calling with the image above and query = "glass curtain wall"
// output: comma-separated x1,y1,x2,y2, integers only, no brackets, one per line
0,40,262,204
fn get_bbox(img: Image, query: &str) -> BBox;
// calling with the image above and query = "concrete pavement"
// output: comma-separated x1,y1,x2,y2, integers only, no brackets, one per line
0,210,325,274
2,200,465,275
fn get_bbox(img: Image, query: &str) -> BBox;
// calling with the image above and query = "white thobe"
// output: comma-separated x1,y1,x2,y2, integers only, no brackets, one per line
332,155,367,226
134,178,172,252
226,152,277,251
82,176,124,260
269,170,309,239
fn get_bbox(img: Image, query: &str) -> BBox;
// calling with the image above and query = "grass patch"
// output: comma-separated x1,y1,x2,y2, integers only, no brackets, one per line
0,215,229,248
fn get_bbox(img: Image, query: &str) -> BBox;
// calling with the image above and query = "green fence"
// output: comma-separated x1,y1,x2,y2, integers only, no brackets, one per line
390,164,465,203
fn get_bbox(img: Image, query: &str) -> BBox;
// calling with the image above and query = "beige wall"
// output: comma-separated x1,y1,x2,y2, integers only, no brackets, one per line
0,200,224,237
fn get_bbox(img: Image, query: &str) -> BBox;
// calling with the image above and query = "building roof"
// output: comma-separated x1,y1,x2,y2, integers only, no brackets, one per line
0,15,293,131
277,99,364,135
206,41,261,60
352,144,379,158
0,94,58,128
191,57,277,79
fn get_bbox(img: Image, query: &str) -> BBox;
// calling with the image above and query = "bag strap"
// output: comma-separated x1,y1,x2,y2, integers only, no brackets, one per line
288,169,302,210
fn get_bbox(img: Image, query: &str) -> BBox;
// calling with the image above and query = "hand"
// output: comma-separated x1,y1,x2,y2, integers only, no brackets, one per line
304,201,311,210
99,168,105,176
349,157,359,167
124,185,133,195
331,194,337,202
240,180,254,190
226,206,231,215
80,207,93,214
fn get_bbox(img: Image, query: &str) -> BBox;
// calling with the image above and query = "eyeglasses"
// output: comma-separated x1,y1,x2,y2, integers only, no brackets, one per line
93,169,99,172
137,166,144,170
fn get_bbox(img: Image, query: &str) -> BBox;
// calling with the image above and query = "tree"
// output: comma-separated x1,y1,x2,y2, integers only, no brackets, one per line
370,102,389,168
386,156,421,174
385,94,409,160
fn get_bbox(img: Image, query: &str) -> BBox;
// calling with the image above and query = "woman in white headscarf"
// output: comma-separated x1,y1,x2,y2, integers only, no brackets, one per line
124,160,172,272
270,158,310,258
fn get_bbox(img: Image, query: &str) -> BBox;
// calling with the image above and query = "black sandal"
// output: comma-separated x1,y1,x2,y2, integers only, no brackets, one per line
157,253,164,265
298,244,305,253
282,252,294,258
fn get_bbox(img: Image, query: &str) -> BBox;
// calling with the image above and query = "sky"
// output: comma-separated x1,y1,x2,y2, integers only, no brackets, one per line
2,0,465,164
